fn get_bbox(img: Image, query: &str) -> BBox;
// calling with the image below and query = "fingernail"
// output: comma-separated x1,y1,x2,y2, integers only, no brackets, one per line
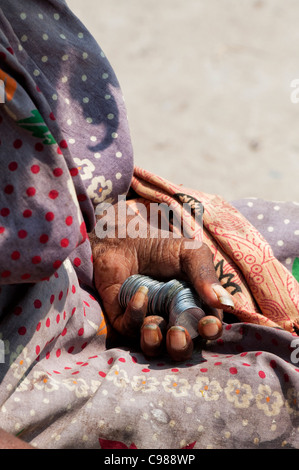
132,286,148,309
169,326,187,349
212,284,234,309
143,323,160,345
200,317,219,338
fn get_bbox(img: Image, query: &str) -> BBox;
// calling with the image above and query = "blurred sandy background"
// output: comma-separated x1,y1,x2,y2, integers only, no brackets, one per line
67,0,299,202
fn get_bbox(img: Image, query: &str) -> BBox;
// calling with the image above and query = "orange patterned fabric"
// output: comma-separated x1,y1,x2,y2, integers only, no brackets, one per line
131,166,299,333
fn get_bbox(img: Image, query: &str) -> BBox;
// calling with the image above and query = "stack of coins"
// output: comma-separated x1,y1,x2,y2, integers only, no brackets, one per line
118,274,205,339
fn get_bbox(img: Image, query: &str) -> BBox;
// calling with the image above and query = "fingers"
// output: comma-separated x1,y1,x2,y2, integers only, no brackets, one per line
137,237,234,315
141,315,193,362
166,326,193,362
121,286,148,337
197,315,223,340
140,316,166,357
180,241,235,312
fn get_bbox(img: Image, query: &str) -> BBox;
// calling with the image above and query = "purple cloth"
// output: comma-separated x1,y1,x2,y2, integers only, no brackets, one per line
0,0,298,450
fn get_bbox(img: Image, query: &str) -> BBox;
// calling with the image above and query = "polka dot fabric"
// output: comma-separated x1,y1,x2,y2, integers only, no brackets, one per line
0,0,299,450
232,198,299,272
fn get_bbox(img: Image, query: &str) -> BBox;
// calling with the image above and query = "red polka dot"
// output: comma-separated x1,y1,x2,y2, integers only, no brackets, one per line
118,357,126,363
31,164,40,174
81,342,87,350
21,273,30,280
78,328,84,336
78,194,87,202
36,322,41,331
229,367,238,375
1,270,10,278
60,139,68,149
45,212,54,221
65,216,73,226
107,357,113,365
142,368,150,373
99,371,106,378
35,143,44,152
46,352,50,360
1,208,10,217
214,362,222,366
58,291,63,300
13,139,22,149
46,318,50,328
49,112,56,121
53,260,61,269
61,327,67,336
60,238,69,248
284,373,289,382
26,187,36,197
225,324,232,330
18,326,26,336
255,352,262,357
49,190,59,199
18,229,27,239
50,294,55,304
74,257,81,267
0,227,4,234
53,168,63,177
13,306,22,316
39,234,49,244
72,285,76,294
68,346,74,354
0,52,6,60
11,251,20,260
56,349,61,358
200,368,208,373
6,47,14,55
80,222,87,242
258,370,266,379
70,168,79,177
36,345,40,355
34,299,42,309
4,184,14,194
242,363,251,367
8,161,18,171
57,147,62,155
23,209,32,218
270,360,277,369
56,314,60,324
32,256,41,264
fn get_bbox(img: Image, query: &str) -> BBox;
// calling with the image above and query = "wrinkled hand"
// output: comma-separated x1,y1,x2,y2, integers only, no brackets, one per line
91,215,234,362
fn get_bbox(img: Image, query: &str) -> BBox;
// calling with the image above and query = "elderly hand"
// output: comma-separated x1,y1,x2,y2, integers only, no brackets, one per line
90,205,234,362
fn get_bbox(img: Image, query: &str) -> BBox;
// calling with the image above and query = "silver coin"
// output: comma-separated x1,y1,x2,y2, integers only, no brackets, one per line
118,274,205,338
